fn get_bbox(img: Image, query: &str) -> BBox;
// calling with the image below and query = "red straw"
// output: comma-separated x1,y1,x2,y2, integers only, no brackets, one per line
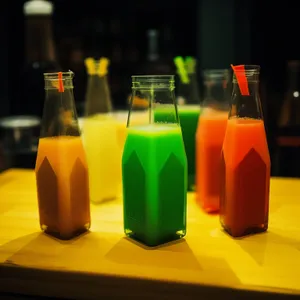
231,64,249,96
58,72,64,93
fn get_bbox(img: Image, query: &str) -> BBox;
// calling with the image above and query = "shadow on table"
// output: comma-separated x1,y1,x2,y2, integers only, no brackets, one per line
234,230,300,266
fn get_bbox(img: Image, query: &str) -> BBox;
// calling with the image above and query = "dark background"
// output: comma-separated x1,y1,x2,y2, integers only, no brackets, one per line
3,0,300,175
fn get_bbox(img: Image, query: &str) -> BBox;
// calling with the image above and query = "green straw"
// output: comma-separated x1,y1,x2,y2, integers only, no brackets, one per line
174,56,190,84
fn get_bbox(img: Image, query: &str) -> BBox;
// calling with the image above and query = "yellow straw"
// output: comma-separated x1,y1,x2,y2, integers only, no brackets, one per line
98,57,110,77
174,56,190,84
85,57,97,75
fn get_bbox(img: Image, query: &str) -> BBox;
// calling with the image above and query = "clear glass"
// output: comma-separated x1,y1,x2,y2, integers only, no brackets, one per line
83,58,122,204
202,69,230,110
122,75,187,247
229,66,262,119
35,71,91,240
196,69,229,213
127,75,179,126
175,67,201,191
220,65,270,237
84,62,112,117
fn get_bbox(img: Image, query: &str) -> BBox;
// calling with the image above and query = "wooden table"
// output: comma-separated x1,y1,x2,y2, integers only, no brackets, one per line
0,169,299,299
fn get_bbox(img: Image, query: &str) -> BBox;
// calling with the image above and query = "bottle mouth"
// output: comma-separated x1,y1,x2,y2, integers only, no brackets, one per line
232,65,260,83
44,71,74,80
131,75,175,89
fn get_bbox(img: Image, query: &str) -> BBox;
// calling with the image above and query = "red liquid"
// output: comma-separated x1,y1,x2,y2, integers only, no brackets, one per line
196,109,228,213
220,118,270,237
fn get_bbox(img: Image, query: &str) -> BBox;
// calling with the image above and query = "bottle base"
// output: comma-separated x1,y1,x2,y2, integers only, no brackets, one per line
221,222,268,238
41,223,91,240
125,228,186,248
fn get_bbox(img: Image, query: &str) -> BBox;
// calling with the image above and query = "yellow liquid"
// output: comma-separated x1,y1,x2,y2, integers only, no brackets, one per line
83,114,122,203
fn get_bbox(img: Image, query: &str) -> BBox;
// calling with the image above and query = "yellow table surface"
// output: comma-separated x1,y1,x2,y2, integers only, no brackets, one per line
0,169,299,299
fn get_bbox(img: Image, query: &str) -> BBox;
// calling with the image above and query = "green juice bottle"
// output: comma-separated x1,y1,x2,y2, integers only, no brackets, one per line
122,75,187,247
155,57,201,191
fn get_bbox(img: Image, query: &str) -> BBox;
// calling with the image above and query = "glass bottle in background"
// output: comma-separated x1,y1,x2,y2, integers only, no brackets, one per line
172,56,201,191
19,0,60,118
276,60,300,177
220,65,270,237
83,57,122,203
196,69,229,213
140,29,173,75
123,75,187,247
35,71,90,240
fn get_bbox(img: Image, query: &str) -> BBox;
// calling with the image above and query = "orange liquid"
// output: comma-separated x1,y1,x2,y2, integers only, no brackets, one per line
220,118,270,237
35,136,91,239
196,110,228,213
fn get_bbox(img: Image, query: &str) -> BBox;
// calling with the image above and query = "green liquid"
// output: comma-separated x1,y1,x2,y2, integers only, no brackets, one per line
122,124,187,247
154,105,200,191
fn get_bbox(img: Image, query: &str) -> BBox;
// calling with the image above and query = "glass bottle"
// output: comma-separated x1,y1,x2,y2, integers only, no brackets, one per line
83,57,122,203
276,60,300,177
196,69,229,213
175,56,201,191
35,71,91,240
220,65,270,237
122,75,187,247
17,0,60,117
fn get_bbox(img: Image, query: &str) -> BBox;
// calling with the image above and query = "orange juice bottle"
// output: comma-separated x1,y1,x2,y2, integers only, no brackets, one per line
196,69,229,213
35,71,91,240
220,65,270,237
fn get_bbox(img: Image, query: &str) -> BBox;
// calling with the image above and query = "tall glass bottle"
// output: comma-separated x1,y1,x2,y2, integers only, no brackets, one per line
277,60,300,177
220,65,270,237
174,57,201,191
122,75,187,247
18,0,59,117
35,71,91,240
83,57,122,203
196,69,229,213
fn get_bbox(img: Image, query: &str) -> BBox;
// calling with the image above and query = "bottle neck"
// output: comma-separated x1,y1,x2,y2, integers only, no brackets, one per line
203,78,229,110
25,15,56,63
177,73,200,105
85,75,112,116
230,81,263,119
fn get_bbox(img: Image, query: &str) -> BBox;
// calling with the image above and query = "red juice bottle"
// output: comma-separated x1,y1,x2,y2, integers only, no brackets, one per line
220,65,270,238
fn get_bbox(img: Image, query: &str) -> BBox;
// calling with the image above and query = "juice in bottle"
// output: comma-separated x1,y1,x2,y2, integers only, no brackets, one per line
195,69,229,213
220,65,270,237
83,114,122,201
122,75,187,247
35,71,90,240
172,56,201,191
83,58,122,202
196,109,228,212
154,105,200,191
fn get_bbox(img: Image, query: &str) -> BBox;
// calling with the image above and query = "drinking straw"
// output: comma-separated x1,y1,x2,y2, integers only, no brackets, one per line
98,57,110,77
174,56,190,84
84,57,97,75
58,71,64,93
231,64,249,96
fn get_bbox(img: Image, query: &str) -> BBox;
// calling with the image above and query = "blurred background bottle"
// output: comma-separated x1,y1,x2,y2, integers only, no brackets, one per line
196,69,229,213
83,57,122,204
16,0,60,118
